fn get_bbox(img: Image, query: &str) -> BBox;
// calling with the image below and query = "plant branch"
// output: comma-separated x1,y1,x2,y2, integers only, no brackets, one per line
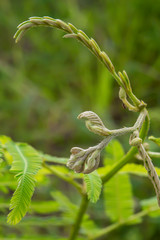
129,130,160,206
14,16,143,108
42,162,82,194
68,109,147,174
139,145,160,206
102,112,149,184
13,17,155,240
148,152,160,158
69,194,89,240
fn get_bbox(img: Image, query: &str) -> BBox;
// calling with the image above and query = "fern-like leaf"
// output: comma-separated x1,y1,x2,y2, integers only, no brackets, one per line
103,140,133,222
141,197,160,217
104,139,124,166
84,171,102,203
121,163,160,177
6,141,42,224
51,191,78,213
98,163,160,178
0,141,3,162
104,173,133,222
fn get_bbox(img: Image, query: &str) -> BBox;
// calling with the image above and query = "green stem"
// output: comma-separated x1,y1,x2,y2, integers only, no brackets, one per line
113,72,141,106
68,111,150,239
112,72,124,88
101,146,137,183
90,206,158,239
42,162,82,194
148,151,160,158
102,111,149,184
127,91,141,107
69,194,89,240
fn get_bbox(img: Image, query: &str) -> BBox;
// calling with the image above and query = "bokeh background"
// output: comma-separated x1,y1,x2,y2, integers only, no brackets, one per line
1,0,160,239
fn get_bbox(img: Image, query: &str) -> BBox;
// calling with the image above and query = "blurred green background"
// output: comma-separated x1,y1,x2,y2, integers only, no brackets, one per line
1,0,160,239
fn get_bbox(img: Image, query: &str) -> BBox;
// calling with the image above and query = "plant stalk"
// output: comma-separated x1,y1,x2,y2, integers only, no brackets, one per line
69,194,89,240
43,162,82,194
102,110,149,184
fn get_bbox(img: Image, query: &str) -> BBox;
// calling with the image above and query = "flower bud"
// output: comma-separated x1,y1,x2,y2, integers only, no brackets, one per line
83,151,100,174
130,137,142,146
70,147,84,155
67,147,86,173
67,146,101,174
78,111,111,136
119,87,126,100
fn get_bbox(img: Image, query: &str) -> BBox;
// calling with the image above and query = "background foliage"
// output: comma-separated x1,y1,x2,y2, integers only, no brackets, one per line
0,0,160,239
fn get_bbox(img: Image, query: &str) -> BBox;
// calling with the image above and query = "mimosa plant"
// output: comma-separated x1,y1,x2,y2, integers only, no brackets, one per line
1,16,160,240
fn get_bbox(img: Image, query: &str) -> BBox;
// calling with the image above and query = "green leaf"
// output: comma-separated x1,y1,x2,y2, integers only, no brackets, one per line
98,163,160,178
141,197,158,209
120,163,160,177
104,139,124,166
141,197,160,217
84,171,102,203
51,191,78,213
149,136,160,147
29,201,59,214
51,191,79,220
82,218,100,235
0,142,3,161
0,216,73,227
103,139,133,222
0,135,12,145
6,141,42,224
104,173,134,222
0,200,60,215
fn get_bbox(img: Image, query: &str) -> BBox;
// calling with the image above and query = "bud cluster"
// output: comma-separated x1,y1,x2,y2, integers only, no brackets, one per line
67,147,100,174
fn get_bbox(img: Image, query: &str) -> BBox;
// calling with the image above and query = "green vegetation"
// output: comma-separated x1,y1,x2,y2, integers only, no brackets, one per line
1,1,160,240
